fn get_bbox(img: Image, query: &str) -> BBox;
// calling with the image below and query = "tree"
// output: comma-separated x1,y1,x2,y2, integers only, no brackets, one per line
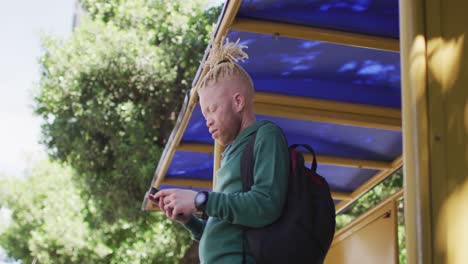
34,0,220,222
0,161,110,263
24,0,221,262
0,160,192,263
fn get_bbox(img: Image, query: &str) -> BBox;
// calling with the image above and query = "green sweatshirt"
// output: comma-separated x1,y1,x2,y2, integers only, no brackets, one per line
184,120,289,263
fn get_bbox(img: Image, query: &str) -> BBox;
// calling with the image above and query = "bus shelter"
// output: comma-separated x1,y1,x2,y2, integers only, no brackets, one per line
142,1,468,263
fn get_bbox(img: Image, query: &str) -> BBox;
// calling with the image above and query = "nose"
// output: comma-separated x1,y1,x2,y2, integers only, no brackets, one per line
205,118,214,128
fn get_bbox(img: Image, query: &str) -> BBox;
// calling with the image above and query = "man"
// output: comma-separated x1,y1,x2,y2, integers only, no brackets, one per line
149,39,289,263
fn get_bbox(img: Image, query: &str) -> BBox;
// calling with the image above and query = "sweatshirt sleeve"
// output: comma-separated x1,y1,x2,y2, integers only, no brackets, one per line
205,126,289,228
183,215,206,241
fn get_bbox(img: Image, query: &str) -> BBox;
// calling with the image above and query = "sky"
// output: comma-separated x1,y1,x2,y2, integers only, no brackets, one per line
0,2,74,260
0,0,75,178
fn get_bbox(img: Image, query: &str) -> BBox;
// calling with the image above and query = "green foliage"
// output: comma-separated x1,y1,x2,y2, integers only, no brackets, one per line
34,0,219,222
397,198,406,264
0,161,191,263
335,169,403,229
0,161,110,263
101,218,191,264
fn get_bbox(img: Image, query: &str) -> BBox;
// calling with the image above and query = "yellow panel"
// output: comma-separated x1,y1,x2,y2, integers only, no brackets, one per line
325,200,397,264
401,0,468,263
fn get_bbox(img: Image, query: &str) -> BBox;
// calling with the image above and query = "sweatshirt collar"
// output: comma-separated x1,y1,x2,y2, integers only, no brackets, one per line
222,120,271,157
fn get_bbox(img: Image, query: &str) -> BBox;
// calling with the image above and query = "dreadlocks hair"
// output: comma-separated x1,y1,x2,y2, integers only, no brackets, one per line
198,38,254,96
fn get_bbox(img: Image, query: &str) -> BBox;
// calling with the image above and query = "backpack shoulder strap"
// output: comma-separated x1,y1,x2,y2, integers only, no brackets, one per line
289,144,317,172
241,132,257,264
241,132,257,192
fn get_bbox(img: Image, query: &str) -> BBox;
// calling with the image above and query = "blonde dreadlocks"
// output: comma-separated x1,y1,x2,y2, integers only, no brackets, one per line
198,38,254,96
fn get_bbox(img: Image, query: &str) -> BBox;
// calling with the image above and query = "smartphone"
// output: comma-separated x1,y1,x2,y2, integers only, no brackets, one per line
149,187,160,203
141,187,159,211
150,187,159,196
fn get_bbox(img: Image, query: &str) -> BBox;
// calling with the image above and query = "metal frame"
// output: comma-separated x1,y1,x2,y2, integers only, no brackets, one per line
231,18,400,52
177,143,393,170
254,92,401,130
335,157,402,213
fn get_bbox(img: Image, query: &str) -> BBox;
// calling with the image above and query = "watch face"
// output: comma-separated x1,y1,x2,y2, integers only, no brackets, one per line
196,192,206,205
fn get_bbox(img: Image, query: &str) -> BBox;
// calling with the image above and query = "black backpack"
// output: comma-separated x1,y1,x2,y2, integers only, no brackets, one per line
241,131,336,264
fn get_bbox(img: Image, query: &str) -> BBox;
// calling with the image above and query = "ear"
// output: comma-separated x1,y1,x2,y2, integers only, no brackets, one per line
232,92,245,113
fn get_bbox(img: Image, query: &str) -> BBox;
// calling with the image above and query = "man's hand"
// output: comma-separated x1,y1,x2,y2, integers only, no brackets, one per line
148,189,197,223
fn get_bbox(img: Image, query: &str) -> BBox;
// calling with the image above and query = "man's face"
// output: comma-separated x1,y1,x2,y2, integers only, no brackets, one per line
198,81,242,146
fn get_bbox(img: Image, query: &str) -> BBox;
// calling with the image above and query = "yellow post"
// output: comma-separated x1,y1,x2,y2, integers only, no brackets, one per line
400,0,468,263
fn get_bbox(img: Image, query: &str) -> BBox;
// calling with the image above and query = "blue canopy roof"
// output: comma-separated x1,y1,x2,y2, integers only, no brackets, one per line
237,0,399,38
144,0,402,212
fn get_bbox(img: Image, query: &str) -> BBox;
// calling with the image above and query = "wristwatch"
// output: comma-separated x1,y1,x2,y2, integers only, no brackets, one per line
194,191,209,211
